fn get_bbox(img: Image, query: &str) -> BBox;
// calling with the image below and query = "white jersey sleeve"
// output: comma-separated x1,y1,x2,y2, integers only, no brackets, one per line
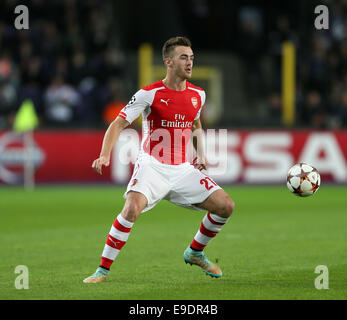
194,90,206,120
118,89,154,124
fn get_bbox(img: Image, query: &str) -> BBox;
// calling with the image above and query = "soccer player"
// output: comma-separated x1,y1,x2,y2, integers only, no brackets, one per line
83,36,235,283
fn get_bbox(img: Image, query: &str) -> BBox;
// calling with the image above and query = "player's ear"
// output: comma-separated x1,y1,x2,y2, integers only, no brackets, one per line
164,57,172,68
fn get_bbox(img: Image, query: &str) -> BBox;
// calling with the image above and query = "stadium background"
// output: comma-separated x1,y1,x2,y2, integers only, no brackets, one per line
0,0,347,300
0,0,346,185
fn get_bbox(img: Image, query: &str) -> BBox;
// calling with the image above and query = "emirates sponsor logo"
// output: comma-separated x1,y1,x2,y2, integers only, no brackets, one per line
161,120,193,128
191,97,198,108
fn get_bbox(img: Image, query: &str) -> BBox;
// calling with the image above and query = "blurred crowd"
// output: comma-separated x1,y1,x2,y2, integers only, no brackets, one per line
177,0,347,128
266,0,347,128
0,0,128,128
0,0,346,129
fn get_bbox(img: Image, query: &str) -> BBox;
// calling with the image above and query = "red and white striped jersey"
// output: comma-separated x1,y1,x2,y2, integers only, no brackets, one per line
118,80,205,165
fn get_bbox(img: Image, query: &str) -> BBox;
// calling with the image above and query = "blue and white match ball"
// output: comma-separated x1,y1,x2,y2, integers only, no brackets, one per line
287,163,321,197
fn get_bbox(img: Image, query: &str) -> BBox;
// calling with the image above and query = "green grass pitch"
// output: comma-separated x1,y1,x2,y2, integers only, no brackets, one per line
0,185,346,300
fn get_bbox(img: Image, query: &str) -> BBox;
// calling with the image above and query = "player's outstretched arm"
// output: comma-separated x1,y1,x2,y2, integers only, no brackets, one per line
191,118,207,171
92,116,130,175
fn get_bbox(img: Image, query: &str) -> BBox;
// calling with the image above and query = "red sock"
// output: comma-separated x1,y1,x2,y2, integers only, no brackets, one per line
100,214,134,269
190,212,229,251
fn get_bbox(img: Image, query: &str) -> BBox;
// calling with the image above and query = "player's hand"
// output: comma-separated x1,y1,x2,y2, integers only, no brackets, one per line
193,156,208,171
92,156,110,175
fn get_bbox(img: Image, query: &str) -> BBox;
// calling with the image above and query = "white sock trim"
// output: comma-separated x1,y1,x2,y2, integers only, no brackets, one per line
209,212,229,223
102,244,120,260
109,225,130,242
117,213,134,228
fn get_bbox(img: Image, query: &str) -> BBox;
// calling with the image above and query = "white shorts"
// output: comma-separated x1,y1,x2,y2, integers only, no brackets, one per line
123,154,222,213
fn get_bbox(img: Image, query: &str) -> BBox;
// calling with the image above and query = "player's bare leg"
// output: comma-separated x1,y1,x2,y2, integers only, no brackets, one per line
120,191,147,222
184,189,235,278
83,191,147,283
195,189,235,218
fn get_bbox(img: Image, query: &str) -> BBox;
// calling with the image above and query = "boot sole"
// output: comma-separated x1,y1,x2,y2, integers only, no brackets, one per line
184,258,222,278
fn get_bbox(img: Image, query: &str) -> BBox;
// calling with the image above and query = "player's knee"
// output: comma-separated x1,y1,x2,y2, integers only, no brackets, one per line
121,202,142,222
221,198,235,218
226,198,235,215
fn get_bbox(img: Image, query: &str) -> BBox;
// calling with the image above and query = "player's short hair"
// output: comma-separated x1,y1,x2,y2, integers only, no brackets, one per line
162,36,192,60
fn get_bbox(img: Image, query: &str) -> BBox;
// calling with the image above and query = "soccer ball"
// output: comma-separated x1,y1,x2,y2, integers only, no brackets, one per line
287,163,321,197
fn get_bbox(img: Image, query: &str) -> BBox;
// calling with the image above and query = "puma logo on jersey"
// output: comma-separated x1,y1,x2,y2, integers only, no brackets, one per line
160,99,170,106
